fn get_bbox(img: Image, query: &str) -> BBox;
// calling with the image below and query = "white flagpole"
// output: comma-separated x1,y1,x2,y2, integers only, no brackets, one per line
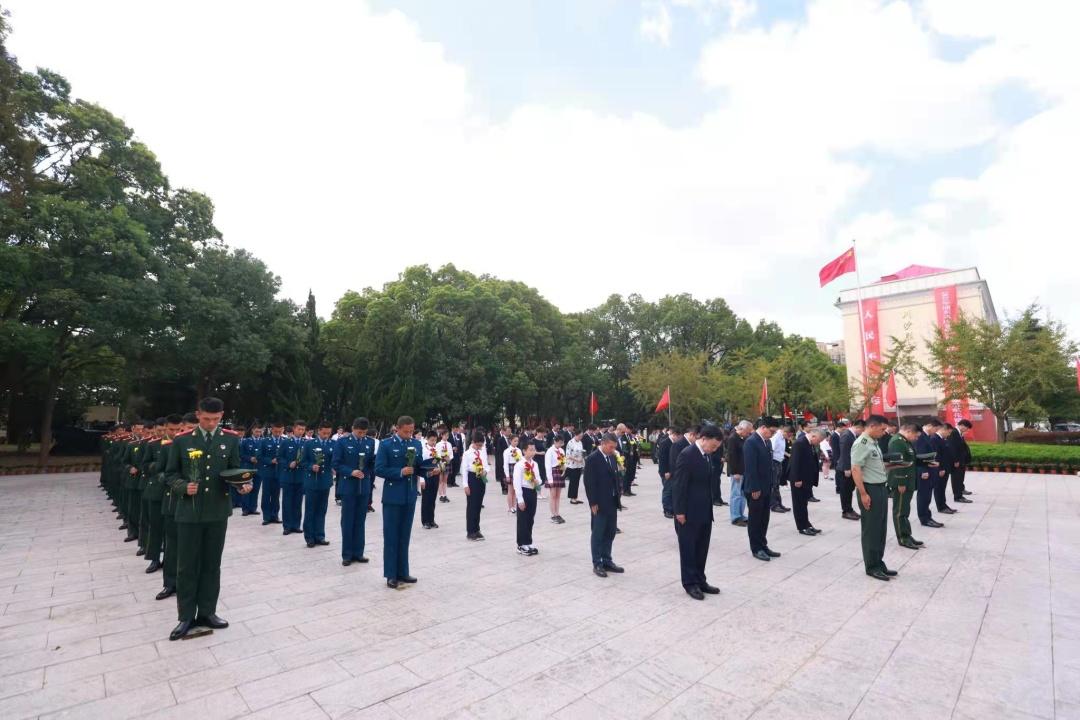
852,239,871,415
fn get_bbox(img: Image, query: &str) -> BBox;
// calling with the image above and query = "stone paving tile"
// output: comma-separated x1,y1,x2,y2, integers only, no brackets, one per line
0,468,1076,718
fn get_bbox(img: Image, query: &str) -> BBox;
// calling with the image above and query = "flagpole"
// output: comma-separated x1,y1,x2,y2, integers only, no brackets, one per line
667,386,672,427
852,239,871,417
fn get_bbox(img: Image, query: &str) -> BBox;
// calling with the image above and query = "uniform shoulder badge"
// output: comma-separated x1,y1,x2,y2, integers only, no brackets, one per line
222,428,242,436
174,429,194,437
161,439,173,446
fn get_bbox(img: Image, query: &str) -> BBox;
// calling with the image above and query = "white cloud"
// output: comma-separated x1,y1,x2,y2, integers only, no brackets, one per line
640,2,673,45
4,0,1079,341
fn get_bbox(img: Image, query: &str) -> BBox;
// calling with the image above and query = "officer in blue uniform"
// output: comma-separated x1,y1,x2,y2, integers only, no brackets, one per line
374,415,437,588
239,423,263,516
302,421,336,548
258,421,285,525
332,417,377,566
277,420,308,535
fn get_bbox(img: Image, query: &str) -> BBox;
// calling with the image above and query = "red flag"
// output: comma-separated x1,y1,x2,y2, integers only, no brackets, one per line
826,407,833,422
1076,358,1080,392
758,378,768,414
589,392,599,417
655,386,670,413
783,403,793,420
802,410,815,421
818,247,857,287
885,371,898,408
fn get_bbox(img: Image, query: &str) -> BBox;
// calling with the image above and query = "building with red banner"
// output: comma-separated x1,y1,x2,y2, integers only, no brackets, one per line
836,265,1000,442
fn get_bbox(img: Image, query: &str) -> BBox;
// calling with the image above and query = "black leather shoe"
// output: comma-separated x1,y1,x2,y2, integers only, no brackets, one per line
808,497,821,503
753,549,771,561
386,579,399,589
342,559,352,566
700,583,720,594
771,506,790,513
883,569,898,577
136,547,146,556
718,500,728,506
197,614,229,629
911,539,924,546
799,528,817,536
867,570,890,581
663,511,674,519
922,519,945,528
399,575,418,584
118,523,129,530
593,565,608,578
306,542,315,548
842,511,861,520
124,535,137,543
899,541,920,549
145,560,161,574
602,563,624,573
169,620,193,641
624,491,637,497
316,540,330,546
156,586,175,601
262,520,272,526
939,506,957,514
955,497,973,504
733,518,748,527
764,548,781,558
355,556,369,563
807,527,821,534
962,490,973,496
686,586,705,600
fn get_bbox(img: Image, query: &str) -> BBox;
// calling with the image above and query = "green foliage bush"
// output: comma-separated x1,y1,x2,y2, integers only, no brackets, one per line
969,442,1080,473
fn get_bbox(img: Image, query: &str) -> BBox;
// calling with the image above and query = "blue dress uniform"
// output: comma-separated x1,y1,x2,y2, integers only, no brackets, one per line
239,435,261,515
374,433,429,582
277,434,307,533
257,433,283,523
333,433,376,563
302,436,335,544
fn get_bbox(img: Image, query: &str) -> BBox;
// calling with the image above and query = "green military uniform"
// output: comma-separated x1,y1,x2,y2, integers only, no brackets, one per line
141,437,167,565
137,436,155,550
160,438,179,593
163,426,241,622
106,438,126,516
123,439,144,540
887,433,918,548
850,433,889,576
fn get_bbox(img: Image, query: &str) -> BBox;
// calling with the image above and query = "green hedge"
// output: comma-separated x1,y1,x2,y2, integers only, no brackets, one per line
969,442,1080,473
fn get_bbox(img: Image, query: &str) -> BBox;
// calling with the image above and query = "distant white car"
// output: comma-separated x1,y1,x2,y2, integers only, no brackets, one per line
1053,423,1080,432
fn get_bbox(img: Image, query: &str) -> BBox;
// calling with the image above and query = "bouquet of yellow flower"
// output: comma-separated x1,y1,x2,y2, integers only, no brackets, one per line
614,451,626,475
524,460,541,489
511,448,522,464
186,448,203,485
556,448,566,471
471,451,488,483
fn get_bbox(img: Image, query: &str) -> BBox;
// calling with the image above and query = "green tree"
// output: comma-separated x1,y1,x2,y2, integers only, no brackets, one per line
628,352,723,426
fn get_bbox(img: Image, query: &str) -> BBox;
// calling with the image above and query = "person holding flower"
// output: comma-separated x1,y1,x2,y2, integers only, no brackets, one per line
302,421,336,548
544,435,568,524
463,429,491,541
162,397,249,641
565,429,586,505
502,434,523,513
512,440,543,555
276,420,308,536
435,427,454,505
421,430,444,529
332,417,377,566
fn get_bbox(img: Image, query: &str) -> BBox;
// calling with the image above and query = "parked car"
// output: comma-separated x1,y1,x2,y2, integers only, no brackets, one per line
1052,423,1080,432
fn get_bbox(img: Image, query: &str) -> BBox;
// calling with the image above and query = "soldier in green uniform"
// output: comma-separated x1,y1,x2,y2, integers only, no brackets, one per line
121,420,147,543
142,415,182,574
157,413,195,601
136,420,159,556
850,414,899,582
163,398,250,640
888,423,923,551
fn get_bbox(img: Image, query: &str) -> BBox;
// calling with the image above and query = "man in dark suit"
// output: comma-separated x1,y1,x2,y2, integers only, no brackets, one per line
915,420,944,528
494,427,511,494
789,428,826,535
655,428,677,519
672,425,724,600
743,416,780,561
931,424,956,515
616,424,637,496
581,425,597,455
584,433,624,578
838,420,863,521
947,420,973,503
448,425,465,487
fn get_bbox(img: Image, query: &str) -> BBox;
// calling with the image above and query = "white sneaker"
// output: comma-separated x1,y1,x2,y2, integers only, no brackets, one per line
517,546,531,555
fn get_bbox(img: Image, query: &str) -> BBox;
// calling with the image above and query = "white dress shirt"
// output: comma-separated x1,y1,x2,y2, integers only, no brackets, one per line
544,446,565,485
464,446,491,481
771,432,786,463
503,445,523,477
513,456,541,498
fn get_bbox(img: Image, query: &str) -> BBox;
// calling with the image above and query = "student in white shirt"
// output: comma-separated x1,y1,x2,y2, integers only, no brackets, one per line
435,427,454,505
513,441,542,556
544,435,568,524
565,430,586,505
463,430,491,541
420,431,443,529
502,435,523,514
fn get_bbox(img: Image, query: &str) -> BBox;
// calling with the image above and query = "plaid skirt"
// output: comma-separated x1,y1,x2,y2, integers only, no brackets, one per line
548,466,566,488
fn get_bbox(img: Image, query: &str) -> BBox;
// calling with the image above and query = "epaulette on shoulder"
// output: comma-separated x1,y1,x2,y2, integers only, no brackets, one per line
161,439,173,446
175,429,194,437
222,428,242,436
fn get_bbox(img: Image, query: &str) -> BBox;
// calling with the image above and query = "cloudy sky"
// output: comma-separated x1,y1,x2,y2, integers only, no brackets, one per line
4,0,1077,340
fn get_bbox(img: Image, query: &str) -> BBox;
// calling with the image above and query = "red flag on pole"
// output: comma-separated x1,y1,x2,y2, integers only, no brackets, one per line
826,407,833,422
1075,357,1080,392
655,386,670,413
818,247,857,287
802,410,815,421
589,392,599,417
758,379,768,415
885,371,898,408
783,403,793,420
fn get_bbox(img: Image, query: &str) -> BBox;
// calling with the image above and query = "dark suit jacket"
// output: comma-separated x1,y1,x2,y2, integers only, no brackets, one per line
742,432,773,494
947,431,971,467
838,430,856,475
828,432,841,469
583,449,620,513
789,435,818,486
656,435,673,478
931,433,953,472
914,431,936,477
672,444,714,522
581,433,595,455
494,434,510,480
668,437,689,475
725,433,745,476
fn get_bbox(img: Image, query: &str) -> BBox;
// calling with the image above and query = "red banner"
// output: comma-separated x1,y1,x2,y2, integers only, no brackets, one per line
934,285,971,426
861,298,884,416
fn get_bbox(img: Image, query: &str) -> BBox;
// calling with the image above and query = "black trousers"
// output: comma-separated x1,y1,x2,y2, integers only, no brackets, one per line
839,472,855,513
934,471,949,510
175,520,227,622
420,474,439,525
916,472,935,523
622,464,636,494
565,468,583,499
126,488,142,538
675,517,711,588
951,466,967,499
144,499,163,560
791,480,811,530
745,485,772,553
590,508,617,565
162,513,178,589
517,487,537,546
770,462,784,509
465,475,486,535
710,473,723,504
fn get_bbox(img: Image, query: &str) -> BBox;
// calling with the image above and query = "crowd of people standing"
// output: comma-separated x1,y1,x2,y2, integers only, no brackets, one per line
98,398,974,640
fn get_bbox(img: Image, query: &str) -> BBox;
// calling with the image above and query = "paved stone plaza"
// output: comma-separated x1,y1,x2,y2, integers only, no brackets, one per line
0,466,1077,719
